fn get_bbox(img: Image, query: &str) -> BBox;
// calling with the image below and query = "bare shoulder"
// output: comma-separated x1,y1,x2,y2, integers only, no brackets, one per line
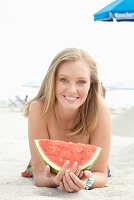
90,96,111,144
29,100,43,112
97,96,111,130
28,100,45,119
99,97,110,117
28,100,49,173
28,99,48,138
90,97,111,174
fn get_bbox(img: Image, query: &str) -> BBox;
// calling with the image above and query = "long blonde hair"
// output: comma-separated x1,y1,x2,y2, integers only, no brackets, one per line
24,48,101,137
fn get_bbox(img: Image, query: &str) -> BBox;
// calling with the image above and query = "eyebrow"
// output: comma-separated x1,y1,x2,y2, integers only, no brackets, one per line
58,75,88,80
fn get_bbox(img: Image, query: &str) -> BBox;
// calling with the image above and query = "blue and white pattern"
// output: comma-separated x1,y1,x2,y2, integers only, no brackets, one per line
84,175,94,190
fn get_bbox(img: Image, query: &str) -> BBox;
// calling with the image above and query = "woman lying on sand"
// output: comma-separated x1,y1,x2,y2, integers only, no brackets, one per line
22,48,111,192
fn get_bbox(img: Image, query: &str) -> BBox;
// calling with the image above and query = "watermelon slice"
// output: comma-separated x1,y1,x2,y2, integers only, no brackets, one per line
35,139,101,174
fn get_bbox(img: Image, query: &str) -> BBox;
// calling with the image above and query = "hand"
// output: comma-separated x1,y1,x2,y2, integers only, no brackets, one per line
59,163,92,193
44,160,70,187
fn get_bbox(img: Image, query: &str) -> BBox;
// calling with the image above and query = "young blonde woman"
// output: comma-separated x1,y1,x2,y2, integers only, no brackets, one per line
22,48,111,193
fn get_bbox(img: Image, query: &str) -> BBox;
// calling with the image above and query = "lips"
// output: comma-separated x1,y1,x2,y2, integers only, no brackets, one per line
63,95,79,101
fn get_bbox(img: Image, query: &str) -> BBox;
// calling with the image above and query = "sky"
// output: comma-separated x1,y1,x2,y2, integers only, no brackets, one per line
0,0,134,100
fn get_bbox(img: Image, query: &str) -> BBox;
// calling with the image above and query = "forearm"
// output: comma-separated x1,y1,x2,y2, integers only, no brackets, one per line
90,172,107,189
34,172,59,188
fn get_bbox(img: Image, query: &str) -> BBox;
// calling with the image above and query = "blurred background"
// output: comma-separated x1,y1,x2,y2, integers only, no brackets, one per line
0,0,134,111
1,2,134,198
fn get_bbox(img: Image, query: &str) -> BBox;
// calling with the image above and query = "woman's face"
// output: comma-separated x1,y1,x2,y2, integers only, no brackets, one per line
55,59,91,111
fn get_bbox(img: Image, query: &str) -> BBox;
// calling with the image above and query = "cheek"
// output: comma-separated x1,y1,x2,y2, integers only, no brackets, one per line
79,86,90,98
55,82,59,97
55,83,65,95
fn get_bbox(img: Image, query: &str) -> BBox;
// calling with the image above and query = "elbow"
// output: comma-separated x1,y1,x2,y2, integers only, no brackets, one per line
33,175,59,188
101,172,107,187
34,178,43,187
101,173,108,188
33,171,47,187
102,176,107,188
33,174,47,187
34,178,48,187
91,172,108,189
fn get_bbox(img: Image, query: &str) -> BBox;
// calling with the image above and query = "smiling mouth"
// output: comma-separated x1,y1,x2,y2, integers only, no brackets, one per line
63,95,79,101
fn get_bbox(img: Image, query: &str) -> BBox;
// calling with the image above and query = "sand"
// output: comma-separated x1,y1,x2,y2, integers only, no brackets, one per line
0,107,134,200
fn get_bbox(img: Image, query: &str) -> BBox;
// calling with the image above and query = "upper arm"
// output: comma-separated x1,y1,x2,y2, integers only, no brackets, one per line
28,100,49,173
90,98,111,175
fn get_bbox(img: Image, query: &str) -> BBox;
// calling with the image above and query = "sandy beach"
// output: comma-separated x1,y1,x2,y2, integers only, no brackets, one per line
0,106,134,200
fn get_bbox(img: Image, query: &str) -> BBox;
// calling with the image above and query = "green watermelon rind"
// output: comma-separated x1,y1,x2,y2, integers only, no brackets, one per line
34,139,101,174
80,147,101,171
35,140,60,174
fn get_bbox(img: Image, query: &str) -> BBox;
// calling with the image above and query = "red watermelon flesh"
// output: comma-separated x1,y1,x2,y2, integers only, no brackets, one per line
35,139,101,174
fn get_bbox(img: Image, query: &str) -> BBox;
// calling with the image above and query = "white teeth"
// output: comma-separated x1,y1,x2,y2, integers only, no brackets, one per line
65,96,77,100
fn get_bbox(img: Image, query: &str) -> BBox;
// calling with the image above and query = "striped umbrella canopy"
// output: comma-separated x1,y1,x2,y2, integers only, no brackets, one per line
94,0,134,22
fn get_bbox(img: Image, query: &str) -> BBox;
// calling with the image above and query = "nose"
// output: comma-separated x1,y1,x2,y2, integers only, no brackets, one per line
68,83,77,93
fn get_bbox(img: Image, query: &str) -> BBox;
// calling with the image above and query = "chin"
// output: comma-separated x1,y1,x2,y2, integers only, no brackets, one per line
62,104,80,111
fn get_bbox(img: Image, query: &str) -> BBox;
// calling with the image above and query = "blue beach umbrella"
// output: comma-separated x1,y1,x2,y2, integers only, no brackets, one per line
94,0,134,22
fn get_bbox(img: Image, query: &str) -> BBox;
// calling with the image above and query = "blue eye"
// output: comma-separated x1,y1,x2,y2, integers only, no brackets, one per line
78,80,86,84
60,78,68,83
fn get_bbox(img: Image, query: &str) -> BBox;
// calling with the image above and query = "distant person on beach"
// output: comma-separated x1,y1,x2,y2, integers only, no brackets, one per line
22,48,111,192
24,95,28,103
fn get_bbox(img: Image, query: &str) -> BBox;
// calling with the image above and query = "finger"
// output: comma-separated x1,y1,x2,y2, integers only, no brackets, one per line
60,181,65,191
84,170,91,176
65,173,81,191
44,165,51,178
55,160,70,185
75,165,82,177
78,170,84,179
70,172,85,189
69,162,78,174
63,175,74,193
81,170,92,180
